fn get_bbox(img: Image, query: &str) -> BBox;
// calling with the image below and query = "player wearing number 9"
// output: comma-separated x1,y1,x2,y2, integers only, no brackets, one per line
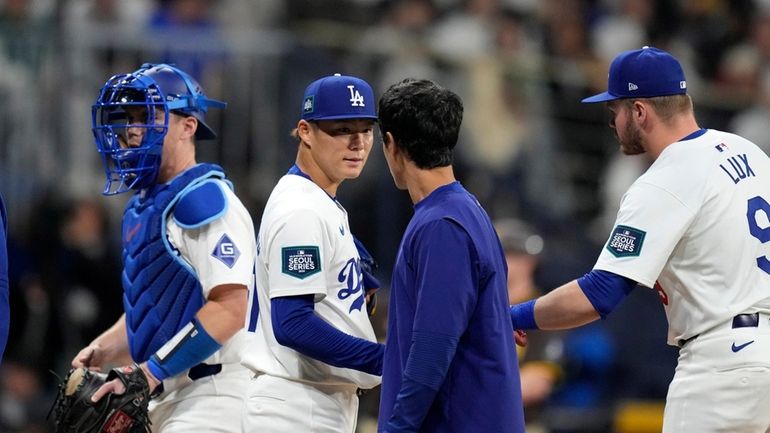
509,46,770,433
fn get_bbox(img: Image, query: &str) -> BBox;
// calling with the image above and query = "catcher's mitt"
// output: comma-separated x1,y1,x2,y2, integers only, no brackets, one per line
50,365,151,433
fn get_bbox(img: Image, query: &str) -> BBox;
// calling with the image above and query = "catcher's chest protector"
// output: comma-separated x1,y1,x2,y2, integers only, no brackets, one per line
121,163,225,362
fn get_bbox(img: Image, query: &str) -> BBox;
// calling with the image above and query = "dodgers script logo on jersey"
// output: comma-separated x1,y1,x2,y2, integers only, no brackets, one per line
606,225,646,257
337,258,365,313
282,246,321,279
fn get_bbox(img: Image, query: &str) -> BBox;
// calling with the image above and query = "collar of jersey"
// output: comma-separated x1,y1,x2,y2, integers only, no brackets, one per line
287,164,312,180
679,128,707,141
415,181,462,209
287,164,339,202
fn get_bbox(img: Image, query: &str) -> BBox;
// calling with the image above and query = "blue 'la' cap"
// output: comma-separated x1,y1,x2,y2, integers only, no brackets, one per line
301,73,377,120
582,46,687,103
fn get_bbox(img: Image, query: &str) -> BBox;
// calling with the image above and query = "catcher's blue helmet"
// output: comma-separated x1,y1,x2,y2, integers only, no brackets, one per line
92,63,226,195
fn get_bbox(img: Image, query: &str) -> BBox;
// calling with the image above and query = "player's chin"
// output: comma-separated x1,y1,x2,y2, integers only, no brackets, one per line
342,160,366,177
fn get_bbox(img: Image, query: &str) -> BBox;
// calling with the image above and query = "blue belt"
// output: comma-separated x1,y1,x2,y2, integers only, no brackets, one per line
678,313,761,348
188,363,222,380
732,312,759,328
152,363,222,397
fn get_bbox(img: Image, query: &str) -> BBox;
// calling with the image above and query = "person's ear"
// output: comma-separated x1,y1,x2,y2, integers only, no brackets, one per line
183,116,198,139
383,131,394,149
297,120,313,147
632,100,647,123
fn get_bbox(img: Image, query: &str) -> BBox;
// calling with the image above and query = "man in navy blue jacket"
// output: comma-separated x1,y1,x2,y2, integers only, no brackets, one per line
377,78,525,433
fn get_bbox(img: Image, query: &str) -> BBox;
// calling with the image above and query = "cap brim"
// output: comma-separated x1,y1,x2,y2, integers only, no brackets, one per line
581,92,620,104
195,119,217,140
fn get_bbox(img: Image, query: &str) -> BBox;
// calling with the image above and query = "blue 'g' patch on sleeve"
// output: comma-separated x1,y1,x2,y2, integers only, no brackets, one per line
212,233,240,268
282,246,321,279
606,225,646,257
173,181,228,228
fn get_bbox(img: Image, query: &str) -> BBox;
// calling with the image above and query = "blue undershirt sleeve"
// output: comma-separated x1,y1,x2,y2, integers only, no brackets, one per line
577,269,637,319
147,317,221,381
385,331,459,433
510,299,538,330
271,295,383,375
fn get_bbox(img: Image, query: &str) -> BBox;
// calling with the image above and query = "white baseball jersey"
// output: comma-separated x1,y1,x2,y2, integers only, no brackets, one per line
149,178,256,433
242,173,380,389
165,179,256,366
594,129,770,345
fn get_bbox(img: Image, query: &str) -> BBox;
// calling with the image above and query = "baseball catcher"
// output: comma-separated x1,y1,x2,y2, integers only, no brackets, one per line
50,364,151,433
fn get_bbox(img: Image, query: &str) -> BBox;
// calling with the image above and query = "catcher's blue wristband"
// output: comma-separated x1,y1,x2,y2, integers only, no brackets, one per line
510,299,539,330
147,317,221,382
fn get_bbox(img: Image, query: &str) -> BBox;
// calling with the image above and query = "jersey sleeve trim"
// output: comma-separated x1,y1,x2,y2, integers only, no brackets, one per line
593,263,653,288
268,286,327,301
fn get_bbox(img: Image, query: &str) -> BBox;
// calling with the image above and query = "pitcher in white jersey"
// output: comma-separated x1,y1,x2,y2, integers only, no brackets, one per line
509,46,770,432
241,74,384,433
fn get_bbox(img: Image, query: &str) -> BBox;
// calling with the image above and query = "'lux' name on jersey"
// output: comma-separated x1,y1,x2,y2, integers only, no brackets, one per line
720,153,755,184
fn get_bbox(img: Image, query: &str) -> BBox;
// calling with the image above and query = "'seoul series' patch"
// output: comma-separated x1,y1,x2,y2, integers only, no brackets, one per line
282,246,321,279
606,225,646,257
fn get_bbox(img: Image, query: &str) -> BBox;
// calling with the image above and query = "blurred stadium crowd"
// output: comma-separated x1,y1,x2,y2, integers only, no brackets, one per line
2,0,770,431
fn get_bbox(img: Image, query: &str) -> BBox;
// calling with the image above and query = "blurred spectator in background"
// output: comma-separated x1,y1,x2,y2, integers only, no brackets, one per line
0,196,122,433
146,0,226,92
0,0,57,218
62,0,152,74
359,0,440,90
0,0,53,73
1,196,62,433
56,199,122,359
730,68,770,153
495,218,564,432
589,0,653,62
497,217,620,433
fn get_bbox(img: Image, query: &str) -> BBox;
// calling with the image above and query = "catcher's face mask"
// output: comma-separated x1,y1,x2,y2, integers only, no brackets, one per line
91,63,225,195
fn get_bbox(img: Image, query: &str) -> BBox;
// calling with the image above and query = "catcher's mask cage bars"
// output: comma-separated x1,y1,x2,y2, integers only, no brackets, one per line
91,63,226,195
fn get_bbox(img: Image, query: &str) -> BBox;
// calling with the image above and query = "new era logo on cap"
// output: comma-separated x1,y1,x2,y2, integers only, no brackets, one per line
583,46,687,103
301,73,377,121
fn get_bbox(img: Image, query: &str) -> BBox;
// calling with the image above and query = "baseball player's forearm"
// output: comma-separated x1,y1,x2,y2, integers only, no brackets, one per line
533,280,601,330
272,295,384,375
144,283,247,382
196,283,248,343
73,314,132,369
94,314,130,354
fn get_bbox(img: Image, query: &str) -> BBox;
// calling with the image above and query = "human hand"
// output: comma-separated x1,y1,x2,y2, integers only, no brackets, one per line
72,345,105,371
90,363,160,403
514,329,528,347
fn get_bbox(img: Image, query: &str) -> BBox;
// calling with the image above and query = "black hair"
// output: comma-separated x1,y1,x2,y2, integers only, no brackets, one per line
378,78,463,169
